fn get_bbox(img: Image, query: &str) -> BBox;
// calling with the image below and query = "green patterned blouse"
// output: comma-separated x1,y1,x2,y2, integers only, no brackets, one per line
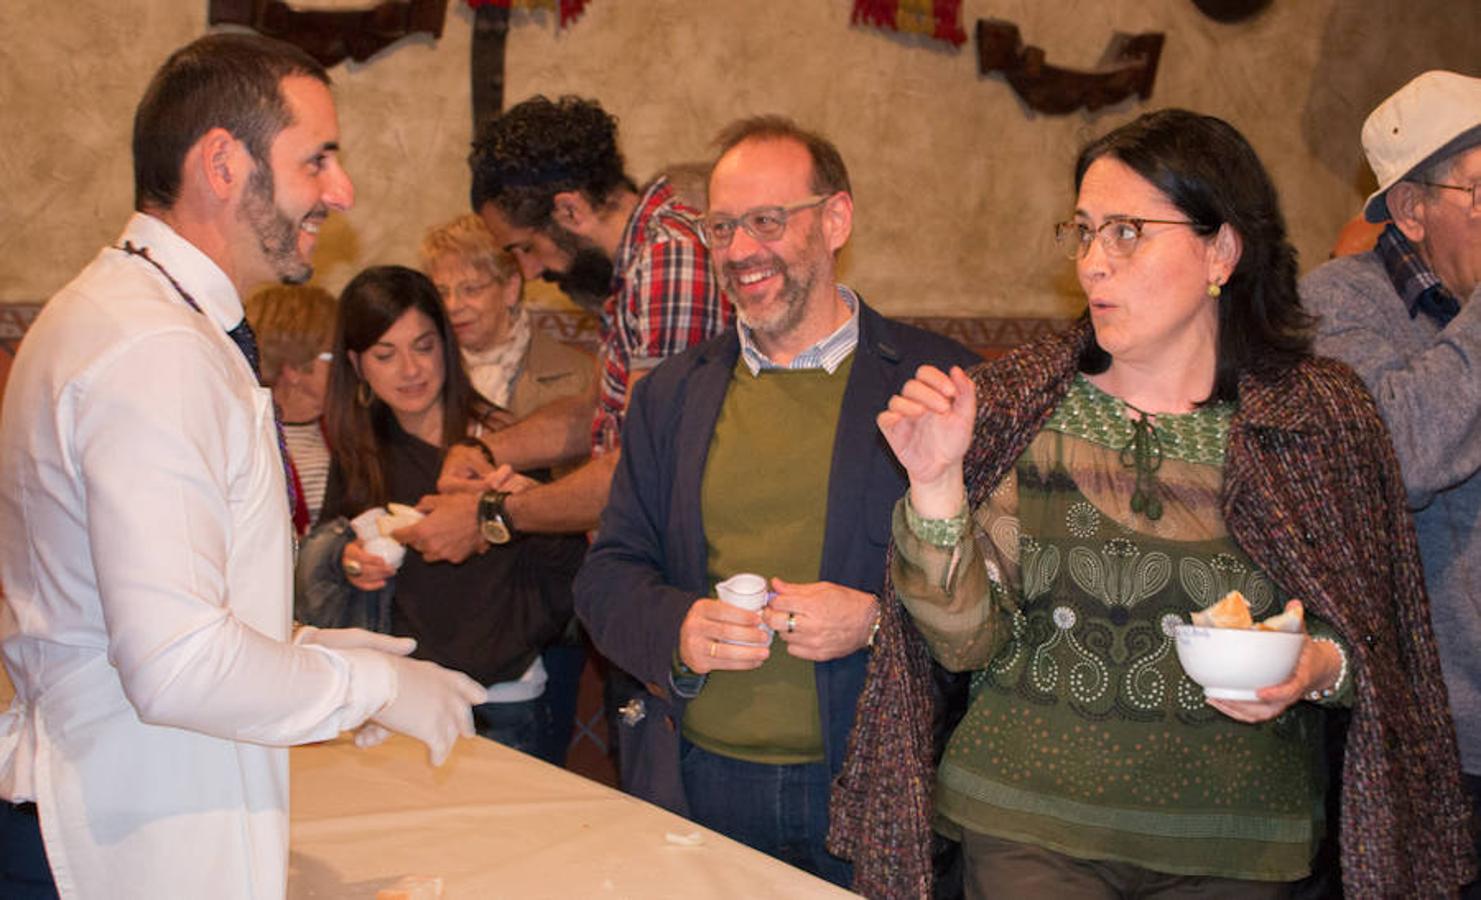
894,374,1343,882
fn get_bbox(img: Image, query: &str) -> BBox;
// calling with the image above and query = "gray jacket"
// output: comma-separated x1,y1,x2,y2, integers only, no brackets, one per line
1302,250,1481,774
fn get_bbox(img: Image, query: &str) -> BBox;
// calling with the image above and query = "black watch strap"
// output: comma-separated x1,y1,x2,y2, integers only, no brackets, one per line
457,436,497,467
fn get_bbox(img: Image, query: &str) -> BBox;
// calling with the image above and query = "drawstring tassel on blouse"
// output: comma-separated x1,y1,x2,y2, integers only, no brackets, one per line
1120,405,1164,520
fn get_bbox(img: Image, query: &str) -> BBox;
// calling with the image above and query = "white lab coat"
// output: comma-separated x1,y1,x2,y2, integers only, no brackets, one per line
0,214,397,898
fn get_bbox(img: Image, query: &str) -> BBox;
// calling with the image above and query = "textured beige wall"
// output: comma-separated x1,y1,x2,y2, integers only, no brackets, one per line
1,0,1476,317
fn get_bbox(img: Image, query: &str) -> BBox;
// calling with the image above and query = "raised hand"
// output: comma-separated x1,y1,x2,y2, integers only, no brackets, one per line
877,364,976,517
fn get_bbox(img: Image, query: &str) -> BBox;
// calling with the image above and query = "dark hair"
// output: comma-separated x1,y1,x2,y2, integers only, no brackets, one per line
1073,109,1313,403
712,115,852,196
132,33,329,212
468,95,637,228
324,265,494,511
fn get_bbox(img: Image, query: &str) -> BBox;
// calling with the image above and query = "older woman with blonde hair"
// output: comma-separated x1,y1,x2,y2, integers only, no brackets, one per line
419,214,594,421
245,283,336,532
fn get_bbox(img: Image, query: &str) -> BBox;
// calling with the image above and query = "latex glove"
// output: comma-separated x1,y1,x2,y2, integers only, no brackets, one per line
294,626,416,657
353,722,392,749
372,655,485,765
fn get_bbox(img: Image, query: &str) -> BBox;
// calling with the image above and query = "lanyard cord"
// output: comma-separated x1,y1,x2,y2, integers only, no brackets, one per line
116,241,304,549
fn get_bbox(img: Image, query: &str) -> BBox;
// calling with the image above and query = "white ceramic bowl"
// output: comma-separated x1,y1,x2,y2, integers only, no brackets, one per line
1174,625,1304,700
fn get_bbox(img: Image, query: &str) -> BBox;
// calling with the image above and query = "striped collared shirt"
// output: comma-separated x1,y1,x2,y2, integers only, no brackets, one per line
738,284,860,375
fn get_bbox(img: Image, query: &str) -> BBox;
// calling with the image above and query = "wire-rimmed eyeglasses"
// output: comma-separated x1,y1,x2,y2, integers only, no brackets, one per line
436,279,498,303
702,195,830,249
1415,180,1481,211
1053,217,1200,260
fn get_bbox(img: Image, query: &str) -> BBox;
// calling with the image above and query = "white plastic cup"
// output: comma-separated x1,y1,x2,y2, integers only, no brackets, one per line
715,573,773,646
363,536,406,570
349,508,387,542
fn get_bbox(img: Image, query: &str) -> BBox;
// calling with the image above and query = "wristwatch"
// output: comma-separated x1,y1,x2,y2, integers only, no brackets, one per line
477,490,514,544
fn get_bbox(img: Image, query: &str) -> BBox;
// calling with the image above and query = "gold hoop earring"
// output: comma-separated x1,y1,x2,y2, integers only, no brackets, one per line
1207,281,1222,299
356,380,373,407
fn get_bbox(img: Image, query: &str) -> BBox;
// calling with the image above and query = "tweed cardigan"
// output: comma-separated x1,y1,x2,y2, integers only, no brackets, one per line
829,321,1474,899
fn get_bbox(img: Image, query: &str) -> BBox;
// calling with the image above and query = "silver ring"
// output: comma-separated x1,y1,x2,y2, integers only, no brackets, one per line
786,613,797,634
344,559,363,577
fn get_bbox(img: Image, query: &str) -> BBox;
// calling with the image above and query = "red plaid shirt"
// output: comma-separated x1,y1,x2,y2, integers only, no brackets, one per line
591,178,731,451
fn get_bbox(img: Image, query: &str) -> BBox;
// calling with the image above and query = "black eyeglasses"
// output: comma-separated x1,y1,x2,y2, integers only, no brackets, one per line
1415,180,1481,211
702,195,830,249
1054,217,1200,260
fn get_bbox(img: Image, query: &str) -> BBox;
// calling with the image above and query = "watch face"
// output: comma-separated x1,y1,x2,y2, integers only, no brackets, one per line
479,491,512,544
481,517,511,544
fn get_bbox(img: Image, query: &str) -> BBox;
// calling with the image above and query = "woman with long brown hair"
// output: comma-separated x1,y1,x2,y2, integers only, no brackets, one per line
300,264,585,761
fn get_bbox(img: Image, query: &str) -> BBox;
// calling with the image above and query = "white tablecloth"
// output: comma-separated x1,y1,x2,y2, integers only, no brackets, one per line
289,734,858,899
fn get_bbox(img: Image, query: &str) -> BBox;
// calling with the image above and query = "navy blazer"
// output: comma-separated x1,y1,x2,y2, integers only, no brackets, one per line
574,298,978,814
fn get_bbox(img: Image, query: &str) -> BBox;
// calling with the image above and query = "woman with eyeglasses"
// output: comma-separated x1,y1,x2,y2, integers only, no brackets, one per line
418,214,597,765
296,265,587,763
831,110,1471,898
244,284,337,533
419,214,595,424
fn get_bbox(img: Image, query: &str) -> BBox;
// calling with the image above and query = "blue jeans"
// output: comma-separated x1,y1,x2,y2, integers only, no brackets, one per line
0,802,58,899
540,643,586,767
472,696,555,763
680,740,851,888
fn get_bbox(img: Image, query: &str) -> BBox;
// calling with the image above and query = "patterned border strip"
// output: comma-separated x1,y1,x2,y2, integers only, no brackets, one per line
1,304,1071,362
525,310,1071,360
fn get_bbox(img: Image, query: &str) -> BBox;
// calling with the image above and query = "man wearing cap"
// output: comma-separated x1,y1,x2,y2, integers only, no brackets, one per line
1301,69,1481,892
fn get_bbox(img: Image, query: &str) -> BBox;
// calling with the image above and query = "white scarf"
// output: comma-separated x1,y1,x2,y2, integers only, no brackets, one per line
461,305,532,408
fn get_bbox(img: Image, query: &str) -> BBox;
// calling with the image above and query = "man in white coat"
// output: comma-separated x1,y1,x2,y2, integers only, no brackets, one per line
0,33,485,899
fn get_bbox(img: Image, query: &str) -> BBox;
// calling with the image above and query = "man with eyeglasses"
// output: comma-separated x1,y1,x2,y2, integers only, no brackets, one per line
400,96,730,565
1301,69,1481,896
573,116,976,887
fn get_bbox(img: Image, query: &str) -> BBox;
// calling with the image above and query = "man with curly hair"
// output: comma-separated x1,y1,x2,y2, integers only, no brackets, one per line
398,96,730,566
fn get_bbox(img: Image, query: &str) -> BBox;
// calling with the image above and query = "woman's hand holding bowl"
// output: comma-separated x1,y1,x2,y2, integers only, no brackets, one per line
1205,601,1344,723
